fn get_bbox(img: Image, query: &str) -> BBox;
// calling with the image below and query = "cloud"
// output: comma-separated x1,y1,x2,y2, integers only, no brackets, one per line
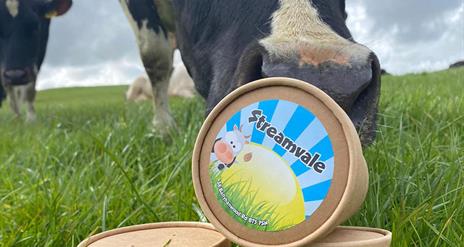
44,0,139,67
36,56,142,90
361,0,461,43
346,0,464,74
36,1,464,90
37,0,146,90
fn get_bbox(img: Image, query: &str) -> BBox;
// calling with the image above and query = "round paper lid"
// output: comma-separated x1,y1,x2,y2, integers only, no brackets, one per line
78,222,231,247
313,226,392,247
193,78,368,246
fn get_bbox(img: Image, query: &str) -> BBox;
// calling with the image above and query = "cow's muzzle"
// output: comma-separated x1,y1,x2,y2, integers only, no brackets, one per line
233,43,381,146
2,68,35,86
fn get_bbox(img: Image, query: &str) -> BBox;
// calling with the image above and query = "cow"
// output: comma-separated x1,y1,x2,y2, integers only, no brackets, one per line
168,61,196,98
213,125,251,171
122,0,381,145
126,76,153,103
0,0,72,121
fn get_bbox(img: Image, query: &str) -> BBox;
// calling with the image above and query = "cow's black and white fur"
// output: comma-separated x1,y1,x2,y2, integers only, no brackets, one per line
123,0,381,144
0,0,72,120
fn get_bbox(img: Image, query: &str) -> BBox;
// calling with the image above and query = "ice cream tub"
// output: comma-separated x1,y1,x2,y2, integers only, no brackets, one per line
192,77,369,246
77,222,231,247
312,226,392,247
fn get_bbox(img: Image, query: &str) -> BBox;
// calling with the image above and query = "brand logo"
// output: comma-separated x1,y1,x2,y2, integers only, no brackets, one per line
248,110,326,174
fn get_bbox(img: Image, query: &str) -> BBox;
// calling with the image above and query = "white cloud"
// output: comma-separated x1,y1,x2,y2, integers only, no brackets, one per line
37,56,144,90
346,0,464,75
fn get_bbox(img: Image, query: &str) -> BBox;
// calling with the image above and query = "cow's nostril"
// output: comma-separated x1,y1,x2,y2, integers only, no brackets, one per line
4,69,27,80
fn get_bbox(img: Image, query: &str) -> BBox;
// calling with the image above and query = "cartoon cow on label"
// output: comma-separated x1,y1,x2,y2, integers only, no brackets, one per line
213,125,251,170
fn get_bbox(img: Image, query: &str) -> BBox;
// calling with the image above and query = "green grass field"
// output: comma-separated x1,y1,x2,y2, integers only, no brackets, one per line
0,68,463,246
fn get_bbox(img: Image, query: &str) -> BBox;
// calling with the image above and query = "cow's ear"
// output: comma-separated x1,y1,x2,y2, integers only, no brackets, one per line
42,0,73,19
234,125,239,131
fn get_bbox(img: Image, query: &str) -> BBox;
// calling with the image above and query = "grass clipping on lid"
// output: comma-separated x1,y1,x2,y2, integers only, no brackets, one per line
210,143,305,231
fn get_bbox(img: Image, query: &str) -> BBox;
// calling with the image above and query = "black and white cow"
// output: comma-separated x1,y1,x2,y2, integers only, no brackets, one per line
0,0,72,120
123,0,381,144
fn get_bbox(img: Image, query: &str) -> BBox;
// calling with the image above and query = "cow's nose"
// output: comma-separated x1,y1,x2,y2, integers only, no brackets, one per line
259,45,381,145
214,141,235,164
4,69,27,80
3,69,32,86
301,52,379,113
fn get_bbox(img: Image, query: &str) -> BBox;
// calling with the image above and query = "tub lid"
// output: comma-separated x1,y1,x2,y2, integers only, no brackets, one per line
78,222,231,247
313,226,392,247
193,77,363,246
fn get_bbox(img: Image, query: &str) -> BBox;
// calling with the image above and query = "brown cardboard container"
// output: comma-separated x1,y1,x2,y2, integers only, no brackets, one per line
192,77,369,246
312,226,392,247
77,222,231,247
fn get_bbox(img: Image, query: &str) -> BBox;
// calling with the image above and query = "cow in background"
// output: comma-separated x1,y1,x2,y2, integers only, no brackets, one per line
126,58,196,102
0,0,72,121
167,61,196,98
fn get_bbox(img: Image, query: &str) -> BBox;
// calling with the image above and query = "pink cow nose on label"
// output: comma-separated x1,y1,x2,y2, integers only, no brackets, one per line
214,141,234,164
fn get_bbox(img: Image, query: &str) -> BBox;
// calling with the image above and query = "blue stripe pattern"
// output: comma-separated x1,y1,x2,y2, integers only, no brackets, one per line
302,180,332,202
309,136,334,161
291,160,309,177
261,101,298,148
297,136,334,203
273,106,315,156
226,111,241,131
250,100,279,144
289,133,333,178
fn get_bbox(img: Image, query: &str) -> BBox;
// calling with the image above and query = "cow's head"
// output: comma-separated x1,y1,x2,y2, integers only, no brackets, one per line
0,0,72,87
224,125,250,155
230,0,381,145
141,0,380,144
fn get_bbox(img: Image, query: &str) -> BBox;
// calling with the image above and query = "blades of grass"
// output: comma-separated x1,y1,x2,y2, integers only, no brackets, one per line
117,206,144,228
433,210,457,247
409,218,422,247
90,134,161,222
423,219,453,246
101,196,108,232
192,203,207,223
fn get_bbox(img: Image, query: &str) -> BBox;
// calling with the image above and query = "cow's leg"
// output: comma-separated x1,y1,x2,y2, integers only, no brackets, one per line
5,85,20,118
136,31,174,131
119,0,175,132
143,57,174,130
24,82,36,122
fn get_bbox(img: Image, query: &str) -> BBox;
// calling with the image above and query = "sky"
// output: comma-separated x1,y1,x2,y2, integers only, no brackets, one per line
36,0,464,90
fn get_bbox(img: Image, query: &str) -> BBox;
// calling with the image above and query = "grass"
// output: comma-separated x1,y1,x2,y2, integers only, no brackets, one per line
0,68,463,246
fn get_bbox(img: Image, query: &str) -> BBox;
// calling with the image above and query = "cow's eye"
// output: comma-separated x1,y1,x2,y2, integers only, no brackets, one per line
233,145,236,148
230,141,233,144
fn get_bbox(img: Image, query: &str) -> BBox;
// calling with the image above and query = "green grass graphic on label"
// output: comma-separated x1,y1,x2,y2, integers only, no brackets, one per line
210,143,305,231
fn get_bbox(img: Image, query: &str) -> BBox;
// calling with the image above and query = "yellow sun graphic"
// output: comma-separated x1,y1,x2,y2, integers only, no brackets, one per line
218,143,305,230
